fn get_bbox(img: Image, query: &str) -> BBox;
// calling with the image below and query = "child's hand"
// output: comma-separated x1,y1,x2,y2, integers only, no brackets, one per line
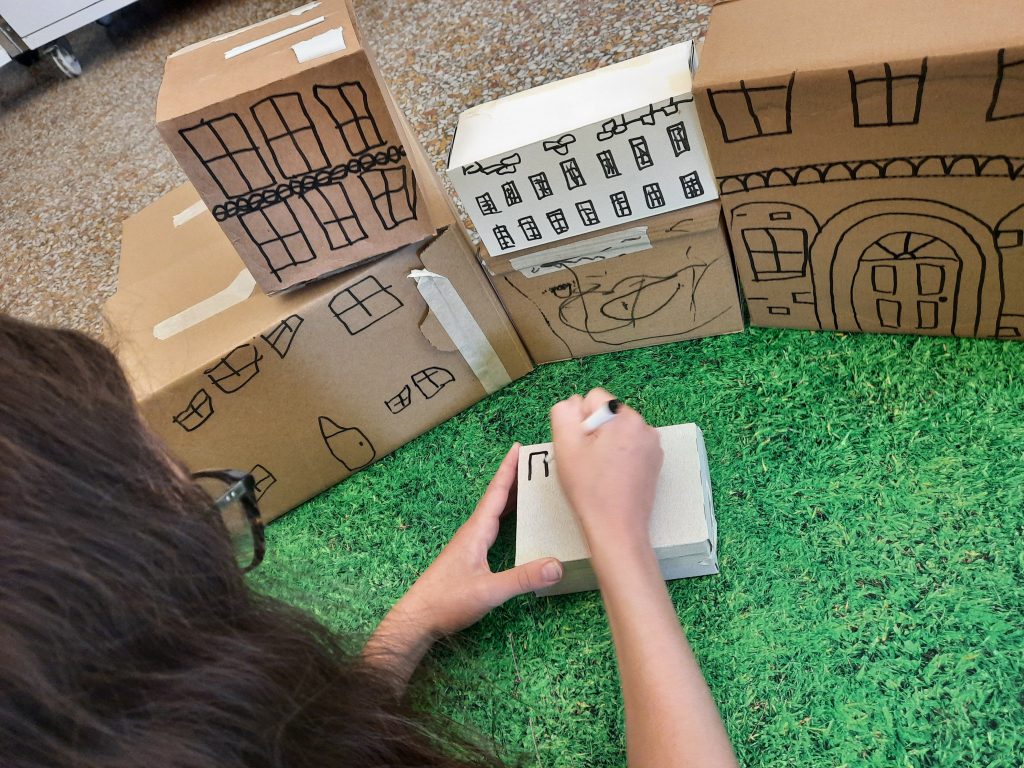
550,388,663,552
382,444,563,645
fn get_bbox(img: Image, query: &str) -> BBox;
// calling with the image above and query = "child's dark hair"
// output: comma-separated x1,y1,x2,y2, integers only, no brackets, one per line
0,314,504,768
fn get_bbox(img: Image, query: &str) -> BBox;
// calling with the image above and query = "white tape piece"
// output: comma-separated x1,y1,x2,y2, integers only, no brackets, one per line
409,269,512,395
172,199,207,227
224,15,325,59
291,26,346,63
153,269,257,340
170,3,321,58
509,226,652,277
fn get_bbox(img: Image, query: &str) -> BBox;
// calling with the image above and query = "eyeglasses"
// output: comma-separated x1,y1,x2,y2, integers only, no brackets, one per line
192,469,266,572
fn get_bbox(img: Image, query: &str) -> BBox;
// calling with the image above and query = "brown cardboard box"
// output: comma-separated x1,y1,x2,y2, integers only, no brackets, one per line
485,201,744,363
103,184,532,522
156,0,446,294
694,0,1024,340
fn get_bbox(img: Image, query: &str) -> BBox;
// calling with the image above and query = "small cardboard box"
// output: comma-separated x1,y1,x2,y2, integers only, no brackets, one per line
103,184,532,522
156,0,446,294
515,423,718,597
694,0,1024,340
485,201,744,363
447,42,719,256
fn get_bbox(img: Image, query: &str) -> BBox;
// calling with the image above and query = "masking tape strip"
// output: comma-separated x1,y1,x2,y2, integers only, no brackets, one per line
224,15,325,59
292,26,346,63
153,269,256,340
409,269,512,395
171,3,320,58
508,226,651,278
172,199,207,227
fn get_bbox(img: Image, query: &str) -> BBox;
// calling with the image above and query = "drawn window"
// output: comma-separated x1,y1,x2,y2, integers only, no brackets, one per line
251,93,328,178
173,389,213,432
240,199,317,279
502,180,522,206
180,115,274,198
547,209,569,234
261,314,304,358
249,464,277,502
476,192,500,215
667,121,690,156
988,49,1024,121
494,225,516,250
313,82,385,156
386,385,412,414
560,158,586,190
629,136,654,170
741,227,808,281
849,60,927,127
707,76,795,142
329,275,404,335
575,200,600,227
643,182,665,209
412,366,455,398
518,216,542,241
529,172,553,199
304,185,368,249
597,149,620,178
359,167,417,230
610,191,631,218
204,344,263,394
680,171,704,199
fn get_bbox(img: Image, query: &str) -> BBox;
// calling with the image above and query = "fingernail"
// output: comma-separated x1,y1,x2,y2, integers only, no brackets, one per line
542,560,563,582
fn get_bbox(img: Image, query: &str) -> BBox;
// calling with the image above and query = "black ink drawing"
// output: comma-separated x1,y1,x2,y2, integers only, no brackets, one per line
412,367,455,399
329,275,404,335
728,197,1011,338
173,388,213,432
319,417,376,471
249,464,276,502
519,215,542,241
576,200,600,226
261,314,305,358
667,121,690,156
240,199,319,279
707,75,795,143
358,167,418,230
204,344,263,394
542,133,577,155
643,182,665,209
179,114,275,198
987,48,1024,122
305,184,368,250
463,152,522,176
385,385,412,414
849,60,927,127
477,192,501,215
597,149,621,178
527,449,551,481
560,158,586,190
680,171,704,199
251,92,329,178
502,180,522,206
610,191,632,218
313,82,386,156
530,172,553,199
595,95,692,141
493,224,516,250
629,136,654,170
547,208,569,234
716,154,1024,196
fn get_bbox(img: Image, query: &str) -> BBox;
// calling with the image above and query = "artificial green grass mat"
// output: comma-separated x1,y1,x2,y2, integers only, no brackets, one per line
250,327,1024,768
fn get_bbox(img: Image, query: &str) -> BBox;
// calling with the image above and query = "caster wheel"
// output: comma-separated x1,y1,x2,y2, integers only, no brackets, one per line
44,38,81,78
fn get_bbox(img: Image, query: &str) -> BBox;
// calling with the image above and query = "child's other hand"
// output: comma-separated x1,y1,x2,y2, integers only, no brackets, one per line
550,388,663,552
394,444,563,640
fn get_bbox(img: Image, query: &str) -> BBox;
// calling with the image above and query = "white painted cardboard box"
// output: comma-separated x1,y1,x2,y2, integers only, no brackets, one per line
515,423,719,597
447,42,719,256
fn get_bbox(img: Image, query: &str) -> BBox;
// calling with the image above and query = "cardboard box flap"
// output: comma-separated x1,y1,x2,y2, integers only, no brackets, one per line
486,200,722,277
448,42,695,170
157,1,360,123
696,0,1024,88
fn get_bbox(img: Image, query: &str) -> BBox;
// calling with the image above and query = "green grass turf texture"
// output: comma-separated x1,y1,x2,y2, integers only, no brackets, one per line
250,327,1024,768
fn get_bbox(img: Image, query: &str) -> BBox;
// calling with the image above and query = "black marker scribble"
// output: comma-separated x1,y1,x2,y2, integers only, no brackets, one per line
319,416,376,471
596,95,693,141
261,314,304,358
173,388,213,432
204,344,263,394
527,450,551,481
463,153,522,176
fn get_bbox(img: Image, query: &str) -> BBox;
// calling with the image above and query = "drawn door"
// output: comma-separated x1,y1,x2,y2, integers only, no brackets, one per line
851,232,960,334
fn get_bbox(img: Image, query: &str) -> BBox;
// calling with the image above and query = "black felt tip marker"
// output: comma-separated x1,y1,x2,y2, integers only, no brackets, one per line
582,399,620,435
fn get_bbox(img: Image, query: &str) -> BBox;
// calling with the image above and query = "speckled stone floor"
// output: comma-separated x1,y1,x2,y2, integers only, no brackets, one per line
0,0,710,337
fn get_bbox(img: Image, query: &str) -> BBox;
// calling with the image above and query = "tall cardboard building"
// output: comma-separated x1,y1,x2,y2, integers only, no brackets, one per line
695,0,1024,340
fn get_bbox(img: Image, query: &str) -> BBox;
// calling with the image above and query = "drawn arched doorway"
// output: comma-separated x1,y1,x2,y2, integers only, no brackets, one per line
812,200,1001,337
